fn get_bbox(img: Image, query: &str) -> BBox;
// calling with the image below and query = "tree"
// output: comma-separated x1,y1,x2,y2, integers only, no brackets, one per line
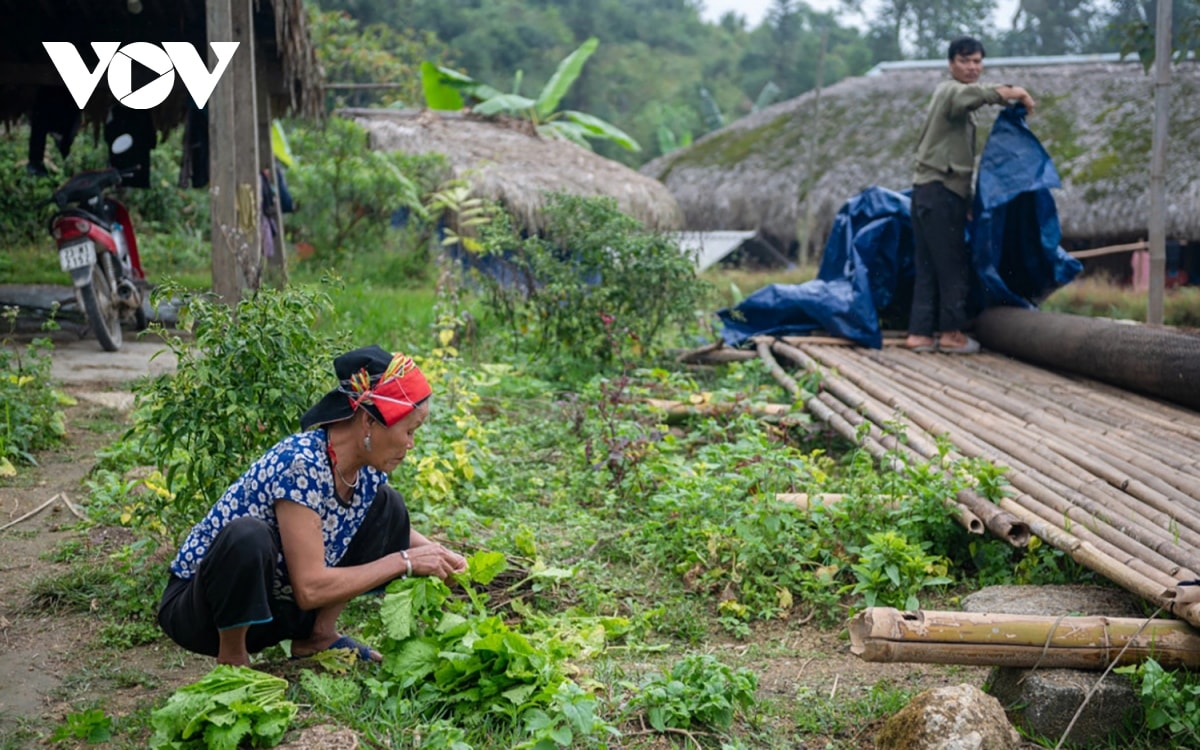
999,0,1104,54
423,38,642,152
852,0,997,58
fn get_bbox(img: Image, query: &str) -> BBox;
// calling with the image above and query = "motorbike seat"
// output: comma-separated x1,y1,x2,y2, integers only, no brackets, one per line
52,169,121,208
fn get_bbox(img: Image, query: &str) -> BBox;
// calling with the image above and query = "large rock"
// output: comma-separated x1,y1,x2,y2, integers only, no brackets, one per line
987,668,1140,747
961,585,1145,618
963,584,1144,747
876,683,1022,750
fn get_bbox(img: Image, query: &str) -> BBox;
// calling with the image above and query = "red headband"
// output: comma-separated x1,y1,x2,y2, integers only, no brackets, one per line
342,352,431,427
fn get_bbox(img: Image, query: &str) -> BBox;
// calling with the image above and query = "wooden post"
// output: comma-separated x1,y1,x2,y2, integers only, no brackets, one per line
207,0,262,303
1147,0,1172,325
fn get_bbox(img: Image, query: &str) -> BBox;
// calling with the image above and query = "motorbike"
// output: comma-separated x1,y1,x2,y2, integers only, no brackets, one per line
47,166,147,351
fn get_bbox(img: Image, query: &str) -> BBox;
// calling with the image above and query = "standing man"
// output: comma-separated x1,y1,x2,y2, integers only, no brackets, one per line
905,36,1036,354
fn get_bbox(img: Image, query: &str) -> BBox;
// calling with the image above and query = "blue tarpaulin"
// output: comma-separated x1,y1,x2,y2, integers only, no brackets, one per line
718,107,1082,349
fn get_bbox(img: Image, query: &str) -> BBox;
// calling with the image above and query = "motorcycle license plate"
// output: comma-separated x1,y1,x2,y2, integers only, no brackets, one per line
59,241,95,271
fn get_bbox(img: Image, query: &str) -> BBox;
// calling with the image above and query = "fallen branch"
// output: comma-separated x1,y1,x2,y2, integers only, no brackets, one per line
0,493,63,533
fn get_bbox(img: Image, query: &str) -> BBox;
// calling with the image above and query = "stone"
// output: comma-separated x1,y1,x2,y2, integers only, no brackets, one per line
987,667,1140,747
961,584,1146,618
962,584,1146,748
876,683,1022,750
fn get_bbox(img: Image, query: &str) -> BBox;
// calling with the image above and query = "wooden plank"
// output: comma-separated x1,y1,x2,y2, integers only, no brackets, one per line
1068,240,1148,260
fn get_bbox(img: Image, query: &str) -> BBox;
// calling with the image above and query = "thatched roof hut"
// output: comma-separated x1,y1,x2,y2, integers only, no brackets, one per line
640,59,1200,253
346,108,684,233
0,0,323,131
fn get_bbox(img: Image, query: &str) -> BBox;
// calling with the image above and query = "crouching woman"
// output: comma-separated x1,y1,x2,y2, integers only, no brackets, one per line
158,346,467,665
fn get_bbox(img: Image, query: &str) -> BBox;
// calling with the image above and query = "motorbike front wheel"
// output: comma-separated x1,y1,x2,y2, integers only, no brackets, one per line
79,262,123,352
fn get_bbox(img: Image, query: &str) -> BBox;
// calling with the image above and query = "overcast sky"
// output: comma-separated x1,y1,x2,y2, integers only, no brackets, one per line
698,0,1021,50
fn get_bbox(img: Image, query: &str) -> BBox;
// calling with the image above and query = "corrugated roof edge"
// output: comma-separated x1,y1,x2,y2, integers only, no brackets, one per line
866,53,1128,76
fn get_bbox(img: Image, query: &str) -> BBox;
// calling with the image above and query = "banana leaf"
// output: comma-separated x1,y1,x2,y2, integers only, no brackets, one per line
474,94,537,117
539,121,593,150
421,61,464,111
562,110,641,152
534,37,598,120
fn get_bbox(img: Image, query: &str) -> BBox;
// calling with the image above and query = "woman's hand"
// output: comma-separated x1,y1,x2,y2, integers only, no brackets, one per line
403,543,467,581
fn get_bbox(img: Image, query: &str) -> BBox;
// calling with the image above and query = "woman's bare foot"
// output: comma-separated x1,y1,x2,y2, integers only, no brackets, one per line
905,335,937,352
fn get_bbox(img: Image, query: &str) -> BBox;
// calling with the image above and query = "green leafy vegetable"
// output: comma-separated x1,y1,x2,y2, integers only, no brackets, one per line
149,665,298,750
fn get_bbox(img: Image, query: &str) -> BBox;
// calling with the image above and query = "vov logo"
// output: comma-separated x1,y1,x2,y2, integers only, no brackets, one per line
42,42,239,110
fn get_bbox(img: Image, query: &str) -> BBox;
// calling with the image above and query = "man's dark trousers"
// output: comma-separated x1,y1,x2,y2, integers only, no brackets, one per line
909,180,971,336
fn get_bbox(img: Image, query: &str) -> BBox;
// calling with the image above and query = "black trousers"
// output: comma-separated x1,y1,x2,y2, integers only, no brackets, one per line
158,485,411,657
908,181,971,336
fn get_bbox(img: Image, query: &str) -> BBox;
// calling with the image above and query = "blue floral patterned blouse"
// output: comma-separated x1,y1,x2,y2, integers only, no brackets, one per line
168,429,386,600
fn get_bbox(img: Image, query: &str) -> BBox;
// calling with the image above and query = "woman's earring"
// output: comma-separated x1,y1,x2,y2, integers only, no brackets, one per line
364,433,372,452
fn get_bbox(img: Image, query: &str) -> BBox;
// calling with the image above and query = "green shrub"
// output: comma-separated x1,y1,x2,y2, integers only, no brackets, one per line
286,117,448,261
130,283,348,524
629,653,757,732
473,193,710,376
0,310,69,471
0,126,208,247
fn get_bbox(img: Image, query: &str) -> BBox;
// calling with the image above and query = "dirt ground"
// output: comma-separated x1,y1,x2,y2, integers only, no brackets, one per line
0,331,211,747
0,331,1001,748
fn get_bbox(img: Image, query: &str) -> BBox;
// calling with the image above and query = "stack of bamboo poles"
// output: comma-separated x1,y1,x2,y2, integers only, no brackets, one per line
754,336,1200,629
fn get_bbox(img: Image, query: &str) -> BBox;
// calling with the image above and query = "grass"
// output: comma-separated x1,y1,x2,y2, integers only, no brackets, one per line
1042,274,1200,328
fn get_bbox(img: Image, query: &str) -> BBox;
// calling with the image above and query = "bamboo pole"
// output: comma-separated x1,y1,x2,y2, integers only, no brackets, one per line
776,493,849,510
851,607,1200,651
806,345,1200,576
883,345,1200,468
872,353,1200,540
956,350,1200,434
765,340,989,535
676,343,758,365
777,343,1023,543
1068,240,1148,260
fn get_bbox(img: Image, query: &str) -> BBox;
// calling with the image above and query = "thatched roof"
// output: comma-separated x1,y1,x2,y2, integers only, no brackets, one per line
346,108,684,233
0,0,323,131
641,60,1200,250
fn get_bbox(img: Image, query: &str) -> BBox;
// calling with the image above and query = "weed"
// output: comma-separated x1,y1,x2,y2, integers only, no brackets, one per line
1118,658,1200,745
1,307,69,473
49,708,112,744
628,653,758,732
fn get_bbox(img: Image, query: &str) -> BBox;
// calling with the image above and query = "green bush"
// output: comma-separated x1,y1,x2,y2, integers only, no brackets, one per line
629,653,757,732
130,283,348,524
474,193,709,375
0,310,69,471
286,117,448,261
0,126,208,247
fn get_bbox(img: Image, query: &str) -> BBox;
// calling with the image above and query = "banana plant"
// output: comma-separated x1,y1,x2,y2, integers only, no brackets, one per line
420,38,640,152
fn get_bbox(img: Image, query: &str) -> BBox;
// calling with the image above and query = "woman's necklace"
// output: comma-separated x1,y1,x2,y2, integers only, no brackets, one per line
334,461,360,489
326,439,360,493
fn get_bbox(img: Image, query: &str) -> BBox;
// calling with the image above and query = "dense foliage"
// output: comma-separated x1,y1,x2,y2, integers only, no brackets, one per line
129,284,348,522
310,0,1177,168
0,311,69,472
470,193,710,375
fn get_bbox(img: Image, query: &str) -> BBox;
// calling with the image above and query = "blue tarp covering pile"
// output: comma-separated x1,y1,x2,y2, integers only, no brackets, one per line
717,108,1082,349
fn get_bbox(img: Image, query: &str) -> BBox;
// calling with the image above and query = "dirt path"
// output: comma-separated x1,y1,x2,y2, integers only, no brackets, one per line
0,333,206,744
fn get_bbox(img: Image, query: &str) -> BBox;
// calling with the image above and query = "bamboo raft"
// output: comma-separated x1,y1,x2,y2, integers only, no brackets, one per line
744,334,1200,629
